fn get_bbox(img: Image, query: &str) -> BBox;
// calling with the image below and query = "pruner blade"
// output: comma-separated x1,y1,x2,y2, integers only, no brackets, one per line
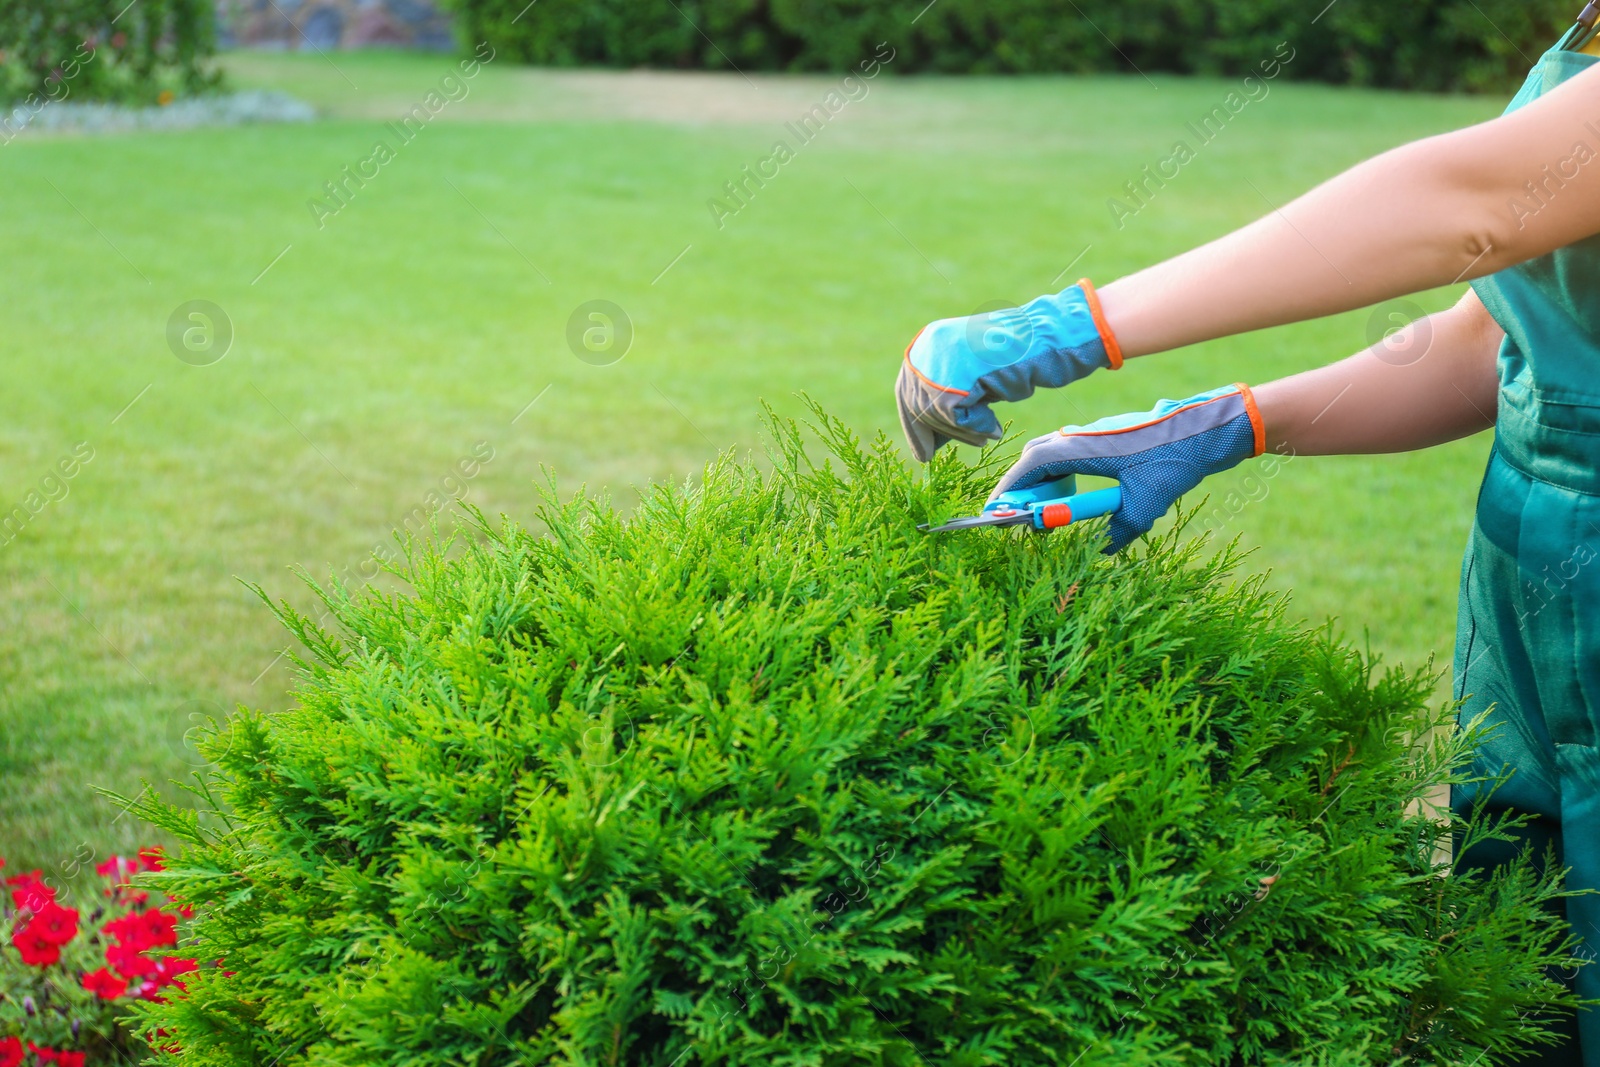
916,509,1034,533
917,475,1122,535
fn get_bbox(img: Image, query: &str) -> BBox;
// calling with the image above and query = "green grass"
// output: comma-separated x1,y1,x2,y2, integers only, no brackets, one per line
0,50,1501,873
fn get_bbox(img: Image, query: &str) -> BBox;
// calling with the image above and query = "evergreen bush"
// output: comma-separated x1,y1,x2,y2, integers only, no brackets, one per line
123,406,1583,1065
440,0,1567,92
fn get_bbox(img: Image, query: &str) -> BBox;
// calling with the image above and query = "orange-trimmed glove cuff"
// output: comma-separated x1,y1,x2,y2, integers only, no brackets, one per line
1235,381,1266,457
1077,278,1124,370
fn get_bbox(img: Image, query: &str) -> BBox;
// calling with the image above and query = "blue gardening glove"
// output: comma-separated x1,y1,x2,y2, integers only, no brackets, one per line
896,279,1123,462
990,383,1265,554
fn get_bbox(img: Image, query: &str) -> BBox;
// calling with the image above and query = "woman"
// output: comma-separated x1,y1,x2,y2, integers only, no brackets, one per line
897,15,1600,1064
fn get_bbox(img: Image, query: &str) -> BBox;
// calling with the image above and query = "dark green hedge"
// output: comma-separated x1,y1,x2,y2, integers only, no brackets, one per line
440,0,1570,91
0,0,219,108
122,405,1582,1065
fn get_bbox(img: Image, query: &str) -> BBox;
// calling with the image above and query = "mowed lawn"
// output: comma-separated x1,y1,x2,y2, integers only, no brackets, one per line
0,50,1502,871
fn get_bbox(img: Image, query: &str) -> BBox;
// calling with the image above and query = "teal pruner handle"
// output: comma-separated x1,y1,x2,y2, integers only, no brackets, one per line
1033,486,1122,529
985,475,1122,531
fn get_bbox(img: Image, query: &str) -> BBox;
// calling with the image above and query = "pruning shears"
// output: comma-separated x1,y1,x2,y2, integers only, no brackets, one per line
918,475,1122,533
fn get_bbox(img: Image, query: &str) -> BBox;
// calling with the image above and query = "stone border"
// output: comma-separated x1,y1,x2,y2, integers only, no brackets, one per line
4,89,315,139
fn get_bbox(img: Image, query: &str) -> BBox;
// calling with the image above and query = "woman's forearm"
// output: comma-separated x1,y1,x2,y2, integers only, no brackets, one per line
1252,290,1502,456
1097,133,1491,357
1095,65,1600,359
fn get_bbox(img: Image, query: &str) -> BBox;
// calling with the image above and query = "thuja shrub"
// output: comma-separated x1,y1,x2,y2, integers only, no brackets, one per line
124,406,1581,1065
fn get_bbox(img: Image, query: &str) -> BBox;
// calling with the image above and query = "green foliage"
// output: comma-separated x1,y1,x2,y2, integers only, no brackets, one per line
115,404,1582,1065
440,0,1566,91
0,0,220,108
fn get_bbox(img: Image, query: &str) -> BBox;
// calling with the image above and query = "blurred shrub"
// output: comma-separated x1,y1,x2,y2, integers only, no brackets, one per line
442,0,1568,90
0,0,220,108
120,405,1582,1065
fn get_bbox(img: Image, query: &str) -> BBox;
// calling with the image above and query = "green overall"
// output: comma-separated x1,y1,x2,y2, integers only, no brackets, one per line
1452,31,1600,1067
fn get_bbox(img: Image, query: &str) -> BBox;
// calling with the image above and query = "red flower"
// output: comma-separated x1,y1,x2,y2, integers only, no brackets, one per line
97,855,154,907
137,908,178,948
103,908,154,953
95,856,137,881
0,1036,21,1067
4,871,55,912
105,907,179,950
138,847,165,872
131,978,166,1002
102,912,144,948
82,967,128,1000
29,902,79,946
150,955,199,994
12,924,60,967
29,1047,85,1067
155,954,198,977
105,942,155,979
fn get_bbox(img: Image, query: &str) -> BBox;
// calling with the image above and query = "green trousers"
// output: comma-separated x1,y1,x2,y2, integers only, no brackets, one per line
1449,32,1600,1067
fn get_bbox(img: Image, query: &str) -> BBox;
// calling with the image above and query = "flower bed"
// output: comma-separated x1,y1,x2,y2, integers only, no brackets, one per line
0,851,200,1064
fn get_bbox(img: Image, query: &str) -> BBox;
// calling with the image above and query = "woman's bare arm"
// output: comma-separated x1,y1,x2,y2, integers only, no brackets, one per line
1096,63,1600,358
1253,289,1503,456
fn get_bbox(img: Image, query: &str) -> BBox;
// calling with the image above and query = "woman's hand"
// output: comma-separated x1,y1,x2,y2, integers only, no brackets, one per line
991,384,1263,553
895,280,1122,461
